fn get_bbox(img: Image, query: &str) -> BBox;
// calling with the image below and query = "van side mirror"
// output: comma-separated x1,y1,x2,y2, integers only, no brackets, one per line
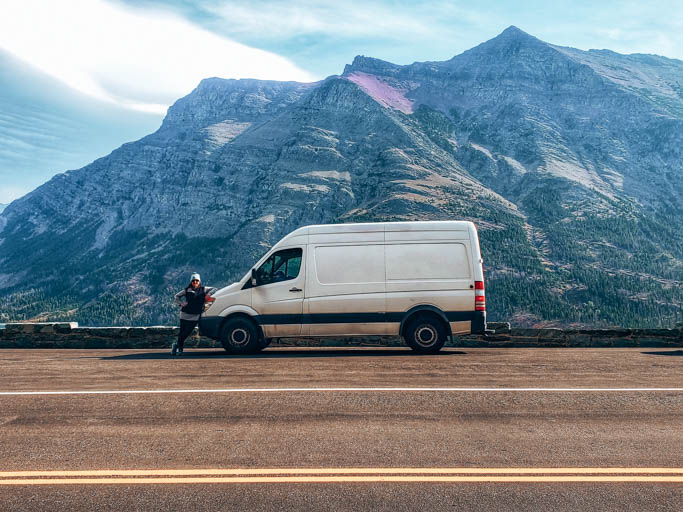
251,268,258,287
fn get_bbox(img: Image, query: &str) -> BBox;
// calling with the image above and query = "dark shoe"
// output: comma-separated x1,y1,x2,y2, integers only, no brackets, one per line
177,347,184,355
171,343,178,356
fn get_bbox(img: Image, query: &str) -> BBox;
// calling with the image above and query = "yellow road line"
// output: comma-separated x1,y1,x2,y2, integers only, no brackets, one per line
1,476,683,485
2,468,683,478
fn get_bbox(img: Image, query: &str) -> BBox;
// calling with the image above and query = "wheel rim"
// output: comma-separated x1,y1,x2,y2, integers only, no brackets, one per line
414,324,438,347
230,327,250,346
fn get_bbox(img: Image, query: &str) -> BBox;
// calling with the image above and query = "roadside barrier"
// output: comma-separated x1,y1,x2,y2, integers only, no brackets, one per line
0,322,681,349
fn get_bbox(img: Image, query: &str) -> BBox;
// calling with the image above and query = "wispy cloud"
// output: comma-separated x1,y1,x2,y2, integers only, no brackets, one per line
199,0,682,62
0,0,317,114
206,0,441,39
592,25,682,58
191,0,501,74
200,0,500,53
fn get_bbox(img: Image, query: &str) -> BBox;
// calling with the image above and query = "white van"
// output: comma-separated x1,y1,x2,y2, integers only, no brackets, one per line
199,221,486,354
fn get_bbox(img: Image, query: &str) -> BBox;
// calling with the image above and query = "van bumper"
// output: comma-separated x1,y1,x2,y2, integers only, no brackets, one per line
199,315,222,339
471,311,486,334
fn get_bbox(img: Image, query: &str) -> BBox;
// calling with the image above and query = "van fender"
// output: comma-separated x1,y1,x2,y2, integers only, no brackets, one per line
398,305,453,339
200,305,262,340
218,304,259,319
219,305,265,338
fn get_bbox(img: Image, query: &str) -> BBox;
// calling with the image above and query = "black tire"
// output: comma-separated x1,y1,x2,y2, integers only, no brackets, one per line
404,314,447,354
220,317,259,354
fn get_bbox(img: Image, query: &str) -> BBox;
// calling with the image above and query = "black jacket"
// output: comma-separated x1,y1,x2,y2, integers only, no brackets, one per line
181,286,207,315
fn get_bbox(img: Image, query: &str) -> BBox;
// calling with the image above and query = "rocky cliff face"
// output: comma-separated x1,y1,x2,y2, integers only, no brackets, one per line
1,27,681,327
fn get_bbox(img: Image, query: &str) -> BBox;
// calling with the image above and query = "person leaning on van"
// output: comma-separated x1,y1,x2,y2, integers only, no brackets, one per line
172,273,214,356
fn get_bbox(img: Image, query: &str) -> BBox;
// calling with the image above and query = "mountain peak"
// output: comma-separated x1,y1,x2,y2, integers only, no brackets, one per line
500,25,530,37
343,55,402,76
446,24,551,64
488,25,544,46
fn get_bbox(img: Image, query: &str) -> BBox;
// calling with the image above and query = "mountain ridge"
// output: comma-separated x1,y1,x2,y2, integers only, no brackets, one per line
1,27,681,327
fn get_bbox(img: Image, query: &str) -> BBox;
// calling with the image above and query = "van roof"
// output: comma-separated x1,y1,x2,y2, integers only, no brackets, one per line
283,220,475,239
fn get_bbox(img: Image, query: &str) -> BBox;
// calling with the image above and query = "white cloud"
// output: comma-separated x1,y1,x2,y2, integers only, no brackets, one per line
0,0,317,114
198,0,495,69
205,0,454,40
593,26,681,58
203,0,683,62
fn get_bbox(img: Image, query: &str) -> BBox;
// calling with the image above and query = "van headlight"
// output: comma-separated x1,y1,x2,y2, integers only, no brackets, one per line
204,297,216,312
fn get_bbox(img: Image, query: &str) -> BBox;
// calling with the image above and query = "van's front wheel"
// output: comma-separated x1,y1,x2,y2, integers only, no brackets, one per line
404,315,447,354
220,318,259,354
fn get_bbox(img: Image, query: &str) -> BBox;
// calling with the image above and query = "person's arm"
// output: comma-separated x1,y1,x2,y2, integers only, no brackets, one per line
204,287,216,303
174,290,187,307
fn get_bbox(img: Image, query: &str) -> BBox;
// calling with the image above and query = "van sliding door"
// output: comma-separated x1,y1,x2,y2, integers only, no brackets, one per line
304,238,387,336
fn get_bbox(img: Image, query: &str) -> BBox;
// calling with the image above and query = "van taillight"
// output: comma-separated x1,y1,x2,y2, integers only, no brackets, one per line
474,281,485,311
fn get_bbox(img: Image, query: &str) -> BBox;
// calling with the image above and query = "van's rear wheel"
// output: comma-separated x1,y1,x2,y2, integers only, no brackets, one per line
404,315,447,354
220,318,259,354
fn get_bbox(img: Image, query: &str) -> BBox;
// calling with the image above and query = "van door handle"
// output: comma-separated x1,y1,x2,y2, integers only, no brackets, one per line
289,287,302,292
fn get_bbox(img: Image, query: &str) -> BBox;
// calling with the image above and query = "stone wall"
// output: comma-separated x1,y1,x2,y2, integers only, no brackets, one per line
0,322,681,349
458,324,683,348
0,323,219,349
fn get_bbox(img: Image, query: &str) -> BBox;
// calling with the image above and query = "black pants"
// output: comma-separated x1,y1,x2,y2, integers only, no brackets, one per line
177,319,198,349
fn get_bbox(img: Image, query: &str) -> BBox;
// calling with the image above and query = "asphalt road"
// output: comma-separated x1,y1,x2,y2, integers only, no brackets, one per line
0,347,681,511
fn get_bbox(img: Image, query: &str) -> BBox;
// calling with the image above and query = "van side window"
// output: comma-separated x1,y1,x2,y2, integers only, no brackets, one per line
255,248,303,286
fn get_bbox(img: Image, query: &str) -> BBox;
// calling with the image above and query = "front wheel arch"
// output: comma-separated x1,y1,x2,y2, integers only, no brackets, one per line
220,313,264,340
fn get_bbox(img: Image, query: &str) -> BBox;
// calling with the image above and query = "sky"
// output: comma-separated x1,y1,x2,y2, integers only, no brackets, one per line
0,0,681,204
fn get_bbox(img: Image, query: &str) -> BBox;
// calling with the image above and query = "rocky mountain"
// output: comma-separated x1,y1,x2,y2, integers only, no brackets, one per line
1,26,681,327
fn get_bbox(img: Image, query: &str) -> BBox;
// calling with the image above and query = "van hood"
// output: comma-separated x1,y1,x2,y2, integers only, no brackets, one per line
213,281,242,298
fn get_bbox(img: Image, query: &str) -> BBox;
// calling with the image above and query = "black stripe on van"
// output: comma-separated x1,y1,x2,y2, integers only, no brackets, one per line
255,311,476,325
385,311,476,323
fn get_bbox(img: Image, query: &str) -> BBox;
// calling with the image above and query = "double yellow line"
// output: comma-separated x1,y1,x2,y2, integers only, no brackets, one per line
1,468,683,485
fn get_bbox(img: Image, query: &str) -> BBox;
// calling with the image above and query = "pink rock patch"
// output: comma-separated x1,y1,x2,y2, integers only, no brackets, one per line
346,72,414,114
